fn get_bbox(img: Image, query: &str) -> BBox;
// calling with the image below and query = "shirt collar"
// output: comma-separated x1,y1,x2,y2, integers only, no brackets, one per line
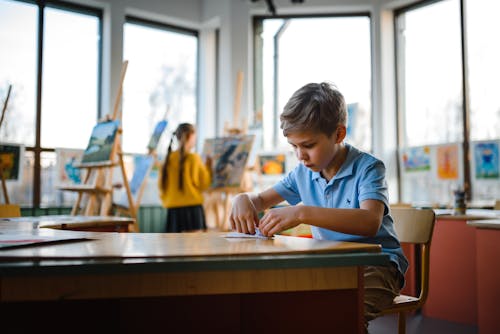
311,143,360,182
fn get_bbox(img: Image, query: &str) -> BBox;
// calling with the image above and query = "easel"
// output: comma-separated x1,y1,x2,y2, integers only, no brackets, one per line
60,61,137,232
0,85,12,204
204,71,253,231
113,106,169,221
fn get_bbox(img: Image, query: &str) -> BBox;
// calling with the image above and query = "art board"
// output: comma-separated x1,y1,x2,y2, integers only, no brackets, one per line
80,120,120,165
202,135,254,188
0,143,23,181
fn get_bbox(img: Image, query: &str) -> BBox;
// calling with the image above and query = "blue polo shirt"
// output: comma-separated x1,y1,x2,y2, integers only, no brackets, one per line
273,143,408,281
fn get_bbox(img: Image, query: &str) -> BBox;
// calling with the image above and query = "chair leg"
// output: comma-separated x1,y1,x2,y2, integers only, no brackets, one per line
398,312,406,334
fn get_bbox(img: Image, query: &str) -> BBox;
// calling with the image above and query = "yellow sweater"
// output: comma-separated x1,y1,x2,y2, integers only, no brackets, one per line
158,150,211,208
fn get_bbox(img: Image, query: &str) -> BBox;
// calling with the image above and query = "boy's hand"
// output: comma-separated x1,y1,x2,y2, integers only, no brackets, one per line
259,206,301,237
229,194,259,235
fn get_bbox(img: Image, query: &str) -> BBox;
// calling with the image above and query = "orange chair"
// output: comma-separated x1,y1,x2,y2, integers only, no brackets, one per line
377,207,436,334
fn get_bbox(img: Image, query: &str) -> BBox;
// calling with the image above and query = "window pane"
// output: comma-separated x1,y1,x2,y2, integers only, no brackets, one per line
466,0,500,203
397,0,463,146
123,21,198,154
396,0,463,207
466,0,500,141
41,6,100,149
0,0,37,146
258,16,372,152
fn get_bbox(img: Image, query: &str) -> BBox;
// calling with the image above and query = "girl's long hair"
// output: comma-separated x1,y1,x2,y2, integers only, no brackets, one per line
160,123,195,192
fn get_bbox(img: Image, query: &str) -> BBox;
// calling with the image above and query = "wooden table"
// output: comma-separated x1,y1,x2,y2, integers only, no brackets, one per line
0,229,388,333
0,214,135,232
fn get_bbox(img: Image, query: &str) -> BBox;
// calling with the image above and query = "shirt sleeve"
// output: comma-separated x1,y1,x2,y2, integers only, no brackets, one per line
191,153,212,191
273,166,302,205
358,159,389,214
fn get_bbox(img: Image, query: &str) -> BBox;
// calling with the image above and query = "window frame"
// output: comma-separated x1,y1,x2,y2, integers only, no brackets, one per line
394,0,472,202
2,0,103,207
252,12,374,151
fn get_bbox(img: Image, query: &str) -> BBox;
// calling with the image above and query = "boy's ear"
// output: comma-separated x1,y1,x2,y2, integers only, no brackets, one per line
336,125,347,143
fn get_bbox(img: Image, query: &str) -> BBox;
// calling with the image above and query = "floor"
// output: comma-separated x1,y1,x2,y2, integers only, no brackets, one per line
368,312,478,334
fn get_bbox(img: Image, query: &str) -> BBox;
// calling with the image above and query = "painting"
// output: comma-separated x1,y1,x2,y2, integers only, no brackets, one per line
147,119,168,151
474,141,499,179
80,120,120,165
56,148,84,185
258,153,286,175
436,144,459,180
401,146,431,172
202,135,255,188
0,143,23,181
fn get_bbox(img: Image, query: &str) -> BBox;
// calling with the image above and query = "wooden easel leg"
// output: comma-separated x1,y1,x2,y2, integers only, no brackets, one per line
1,175,10,204
72,192,83,215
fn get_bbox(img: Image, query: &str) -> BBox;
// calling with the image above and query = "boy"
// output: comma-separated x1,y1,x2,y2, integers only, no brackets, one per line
229,82,407,326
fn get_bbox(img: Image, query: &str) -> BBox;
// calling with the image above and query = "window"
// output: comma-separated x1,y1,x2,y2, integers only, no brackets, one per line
254,15,372,152
123,18,198,155
465,0,500,201
467,0,500,141
0,0,102,207
397,0,463,147
0,0,38,147
41,6,100,149
396,0,500,206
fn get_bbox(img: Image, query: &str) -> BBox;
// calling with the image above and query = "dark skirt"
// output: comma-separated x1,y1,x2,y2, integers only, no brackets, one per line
165,205,207,233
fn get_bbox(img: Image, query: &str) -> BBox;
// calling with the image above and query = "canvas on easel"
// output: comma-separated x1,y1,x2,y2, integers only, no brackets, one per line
59,61,137,231
113,114,168,219
202,134,255,189
147,119,168,152
113,154,154,215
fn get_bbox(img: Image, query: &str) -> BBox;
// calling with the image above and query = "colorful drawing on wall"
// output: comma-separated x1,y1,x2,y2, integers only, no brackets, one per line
147,119,168,151
56,148,84,185
80,120,120,164
0,144,23,180
258,153,286,175
202,135,255,188
474,141,499,179
401,146,431,172
437,144,459,180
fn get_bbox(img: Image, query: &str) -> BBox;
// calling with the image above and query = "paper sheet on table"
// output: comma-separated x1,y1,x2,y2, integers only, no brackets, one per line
223,228,273,240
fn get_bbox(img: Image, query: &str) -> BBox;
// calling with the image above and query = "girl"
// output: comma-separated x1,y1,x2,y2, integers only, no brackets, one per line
158,123,212,232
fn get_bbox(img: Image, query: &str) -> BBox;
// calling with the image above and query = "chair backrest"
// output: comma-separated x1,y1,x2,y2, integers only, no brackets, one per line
391,207,436,304
391,208,435,244
0,204,21,218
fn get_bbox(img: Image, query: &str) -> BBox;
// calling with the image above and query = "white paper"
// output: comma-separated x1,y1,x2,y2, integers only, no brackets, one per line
223,228,273,240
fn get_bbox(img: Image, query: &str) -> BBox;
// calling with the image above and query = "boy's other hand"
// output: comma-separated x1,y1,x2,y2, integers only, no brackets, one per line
259,206,301,237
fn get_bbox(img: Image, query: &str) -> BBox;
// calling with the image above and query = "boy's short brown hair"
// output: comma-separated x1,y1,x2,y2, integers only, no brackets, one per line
280,82,347,137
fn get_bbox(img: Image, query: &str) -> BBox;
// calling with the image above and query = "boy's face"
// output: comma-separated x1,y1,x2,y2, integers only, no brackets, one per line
286,129,343,173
